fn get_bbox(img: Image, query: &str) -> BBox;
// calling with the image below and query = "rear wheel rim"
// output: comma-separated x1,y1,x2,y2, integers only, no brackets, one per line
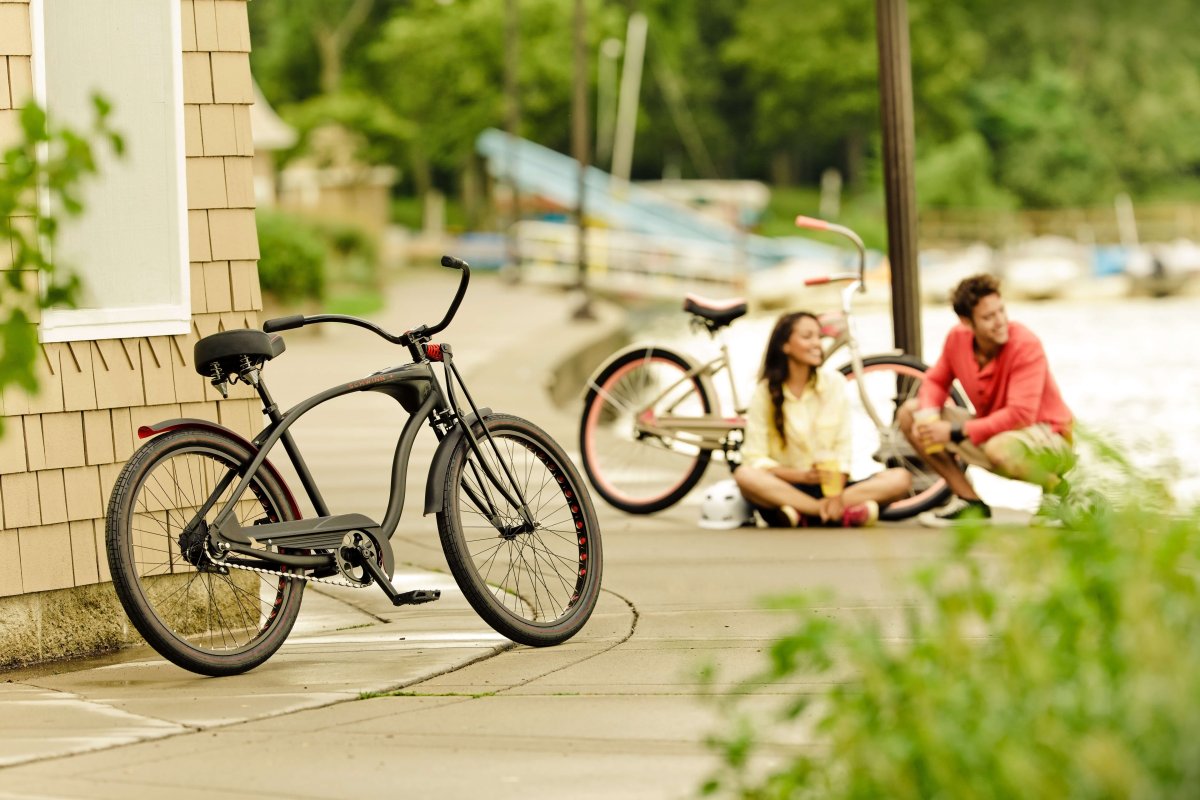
583,356,709,508
844,361,950,515
119,444,297,657
453,429,594,627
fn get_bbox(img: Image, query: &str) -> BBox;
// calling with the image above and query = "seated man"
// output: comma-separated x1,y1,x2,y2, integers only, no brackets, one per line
899,274,1075,526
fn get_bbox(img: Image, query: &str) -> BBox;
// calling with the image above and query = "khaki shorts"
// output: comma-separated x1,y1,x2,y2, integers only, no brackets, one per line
942,406,1075,478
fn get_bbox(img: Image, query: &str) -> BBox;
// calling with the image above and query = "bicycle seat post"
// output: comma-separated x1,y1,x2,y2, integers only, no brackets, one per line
242,361,330,517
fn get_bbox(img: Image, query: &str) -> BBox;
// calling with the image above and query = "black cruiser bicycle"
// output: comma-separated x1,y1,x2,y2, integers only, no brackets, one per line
105,257,602,676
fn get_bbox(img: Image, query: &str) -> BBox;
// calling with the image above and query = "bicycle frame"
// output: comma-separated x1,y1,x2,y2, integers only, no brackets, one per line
144,266,536,580
600,306,868,455
606,335,746,452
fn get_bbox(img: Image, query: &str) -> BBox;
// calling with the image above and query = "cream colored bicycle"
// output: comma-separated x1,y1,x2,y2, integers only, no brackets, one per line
578,216,966,519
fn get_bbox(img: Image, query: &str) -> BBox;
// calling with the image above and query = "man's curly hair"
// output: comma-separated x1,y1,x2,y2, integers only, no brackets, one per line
951,274,1001,319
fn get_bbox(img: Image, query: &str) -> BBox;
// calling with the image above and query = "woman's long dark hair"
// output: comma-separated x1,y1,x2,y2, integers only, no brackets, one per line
760,311,820,445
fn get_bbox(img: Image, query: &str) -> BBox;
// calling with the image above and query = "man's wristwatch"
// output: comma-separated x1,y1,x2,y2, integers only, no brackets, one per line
950,421,966,444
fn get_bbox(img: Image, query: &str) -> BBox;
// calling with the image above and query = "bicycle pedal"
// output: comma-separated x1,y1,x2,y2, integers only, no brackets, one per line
392,589,441,606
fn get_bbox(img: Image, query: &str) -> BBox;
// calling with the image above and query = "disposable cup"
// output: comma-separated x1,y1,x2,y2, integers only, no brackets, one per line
815,451,844,497
914,407,945,454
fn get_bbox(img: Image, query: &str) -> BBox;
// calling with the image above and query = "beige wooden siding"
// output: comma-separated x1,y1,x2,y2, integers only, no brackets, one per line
0,0,264,597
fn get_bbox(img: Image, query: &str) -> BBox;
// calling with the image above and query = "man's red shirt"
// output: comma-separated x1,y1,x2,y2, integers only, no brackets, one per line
918,321,1073,446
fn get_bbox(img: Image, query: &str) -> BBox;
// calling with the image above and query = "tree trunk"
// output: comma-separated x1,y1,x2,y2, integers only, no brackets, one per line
315,28,343,95
770,149,794,186
844,131,865,189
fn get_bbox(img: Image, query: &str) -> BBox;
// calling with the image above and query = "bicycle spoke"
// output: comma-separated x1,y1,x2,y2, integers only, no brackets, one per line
453,425,590,627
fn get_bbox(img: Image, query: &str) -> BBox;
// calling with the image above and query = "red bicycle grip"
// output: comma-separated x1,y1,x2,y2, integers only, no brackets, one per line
794,215,830,230
804,276,831,286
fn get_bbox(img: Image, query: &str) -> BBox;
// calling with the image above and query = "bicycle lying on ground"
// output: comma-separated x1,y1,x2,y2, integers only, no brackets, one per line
578,216,966,520
106,257,602,676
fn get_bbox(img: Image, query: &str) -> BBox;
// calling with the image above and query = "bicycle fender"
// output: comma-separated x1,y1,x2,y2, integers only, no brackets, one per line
423,408,493,516
583,344,719,404
136,418,302,520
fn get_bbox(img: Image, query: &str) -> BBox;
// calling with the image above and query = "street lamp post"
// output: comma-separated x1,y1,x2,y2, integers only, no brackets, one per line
876,0,922,359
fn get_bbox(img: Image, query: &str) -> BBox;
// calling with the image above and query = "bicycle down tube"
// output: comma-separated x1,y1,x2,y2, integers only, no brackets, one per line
591,350,744,450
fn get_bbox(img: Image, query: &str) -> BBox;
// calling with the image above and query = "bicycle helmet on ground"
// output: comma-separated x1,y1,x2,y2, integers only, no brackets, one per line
698,478,756,530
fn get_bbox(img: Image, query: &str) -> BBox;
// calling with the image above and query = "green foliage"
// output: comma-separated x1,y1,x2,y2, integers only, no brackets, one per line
249,0,1200,210
0,97,122,411
760,185,887,251
255,210,327,302
916,132,1016,210
704,443,1200,798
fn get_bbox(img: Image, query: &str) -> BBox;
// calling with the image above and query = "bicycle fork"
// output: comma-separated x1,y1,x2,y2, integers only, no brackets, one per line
440,346,538,535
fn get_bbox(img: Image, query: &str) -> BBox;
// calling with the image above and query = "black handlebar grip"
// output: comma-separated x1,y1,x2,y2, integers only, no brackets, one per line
263,315,306,333
440,255,469,270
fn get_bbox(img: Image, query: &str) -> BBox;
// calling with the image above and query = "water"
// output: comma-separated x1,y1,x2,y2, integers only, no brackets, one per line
649,295,1200,509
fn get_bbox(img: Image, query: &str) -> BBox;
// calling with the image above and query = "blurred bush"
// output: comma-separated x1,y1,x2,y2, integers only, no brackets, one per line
322,222,377,290
256,210,327,302
703,441,1200,798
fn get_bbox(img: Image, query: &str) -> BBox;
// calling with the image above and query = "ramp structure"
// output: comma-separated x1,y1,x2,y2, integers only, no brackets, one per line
476,129,834,274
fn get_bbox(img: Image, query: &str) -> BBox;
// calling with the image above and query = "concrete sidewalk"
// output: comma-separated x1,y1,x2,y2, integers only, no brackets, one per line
0,269,624,771
0,271,1022,798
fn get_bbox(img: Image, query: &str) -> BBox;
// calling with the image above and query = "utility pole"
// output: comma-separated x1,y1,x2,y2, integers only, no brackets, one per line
876,0,922,358
503,0,522,280
571,0,593,319
610,12,648,186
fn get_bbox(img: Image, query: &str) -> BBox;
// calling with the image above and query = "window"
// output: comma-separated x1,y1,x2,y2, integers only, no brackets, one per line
31,0,189,343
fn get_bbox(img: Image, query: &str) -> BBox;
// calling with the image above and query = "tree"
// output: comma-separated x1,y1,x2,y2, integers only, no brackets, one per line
0,98,122,429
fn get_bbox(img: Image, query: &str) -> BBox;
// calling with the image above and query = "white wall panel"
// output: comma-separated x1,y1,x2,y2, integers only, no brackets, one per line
32,0,189,342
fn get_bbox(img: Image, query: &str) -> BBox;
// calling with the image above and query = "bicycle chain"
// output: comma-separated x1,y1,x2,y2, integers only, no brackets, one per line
218,556,364,588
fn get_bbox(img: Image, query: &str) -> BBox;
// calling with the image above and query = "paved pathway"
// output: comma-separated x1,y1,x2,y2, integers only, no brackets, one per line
0,271,972,799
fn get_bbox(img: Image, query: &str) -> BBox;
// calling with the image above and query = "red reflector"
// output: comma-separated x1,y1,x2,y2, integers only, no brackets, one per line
425,343,443,362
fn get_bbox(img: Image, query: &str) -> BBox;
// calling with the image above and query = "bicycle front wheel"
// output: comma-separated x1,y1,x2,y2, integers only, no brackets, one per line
105,429,304,676
438,414,603,647
579,347,714,514
838,355,966,520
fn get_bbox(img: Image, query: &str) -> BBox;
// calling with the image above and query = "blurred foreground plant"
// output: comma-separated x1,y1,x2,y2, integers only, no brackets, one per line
0,98,122,420
703,441,1200,799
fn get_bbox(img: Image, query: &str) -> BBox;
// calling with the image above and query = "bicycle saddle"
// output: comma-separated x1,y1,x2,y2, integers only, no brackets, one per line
683,294,747,329
194,329,286,376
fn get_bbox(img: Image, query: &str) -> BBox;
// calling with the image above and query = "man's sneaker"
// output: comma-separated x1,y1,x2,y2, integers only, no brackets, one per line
842,500,879,528
918,497,992,528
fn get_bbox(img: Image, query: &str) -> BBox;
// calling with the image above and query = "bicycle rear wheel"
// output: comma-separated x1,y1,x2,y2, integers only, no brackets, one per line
838,355,967,520
105,429,304,676
438,414,603,647
579,347,714,514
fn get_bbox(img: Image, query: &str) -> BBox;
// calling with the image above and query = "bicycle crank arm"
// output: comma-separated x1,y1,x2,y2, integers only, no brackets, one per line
354,552,442,607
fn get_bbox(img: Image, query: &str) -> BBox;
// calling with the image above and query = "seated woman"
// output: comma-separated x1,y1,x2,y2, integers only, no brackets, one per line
734,311,912,527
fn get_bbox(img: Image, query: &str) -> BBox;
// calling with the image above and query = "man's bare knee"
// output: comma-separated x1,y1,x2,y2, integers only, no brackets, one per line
983,434,1042,482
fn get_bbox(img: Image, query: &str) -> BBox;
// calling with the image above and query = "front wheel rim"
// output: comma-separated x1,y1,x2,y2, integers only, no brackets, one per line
845,361,951,515
453,430,595,627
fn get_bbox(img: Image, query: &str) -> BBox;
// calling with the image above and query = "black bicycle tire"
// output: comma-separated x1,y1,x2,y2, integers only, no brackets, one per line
838,354,968,521
579,346,714,514
438,413,603,646
105,429,304,676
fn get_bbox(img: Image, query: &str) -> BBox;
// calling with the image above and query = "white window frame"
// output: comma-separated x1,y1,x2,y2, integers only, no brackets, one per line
30,0,190,343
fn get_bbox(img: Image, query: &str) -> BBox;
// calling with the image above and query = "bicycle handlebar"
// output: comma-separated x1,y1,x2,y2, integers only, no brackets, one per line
794,215,867,289
804,273,861,287
262,254,472,344
424,255,471,337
